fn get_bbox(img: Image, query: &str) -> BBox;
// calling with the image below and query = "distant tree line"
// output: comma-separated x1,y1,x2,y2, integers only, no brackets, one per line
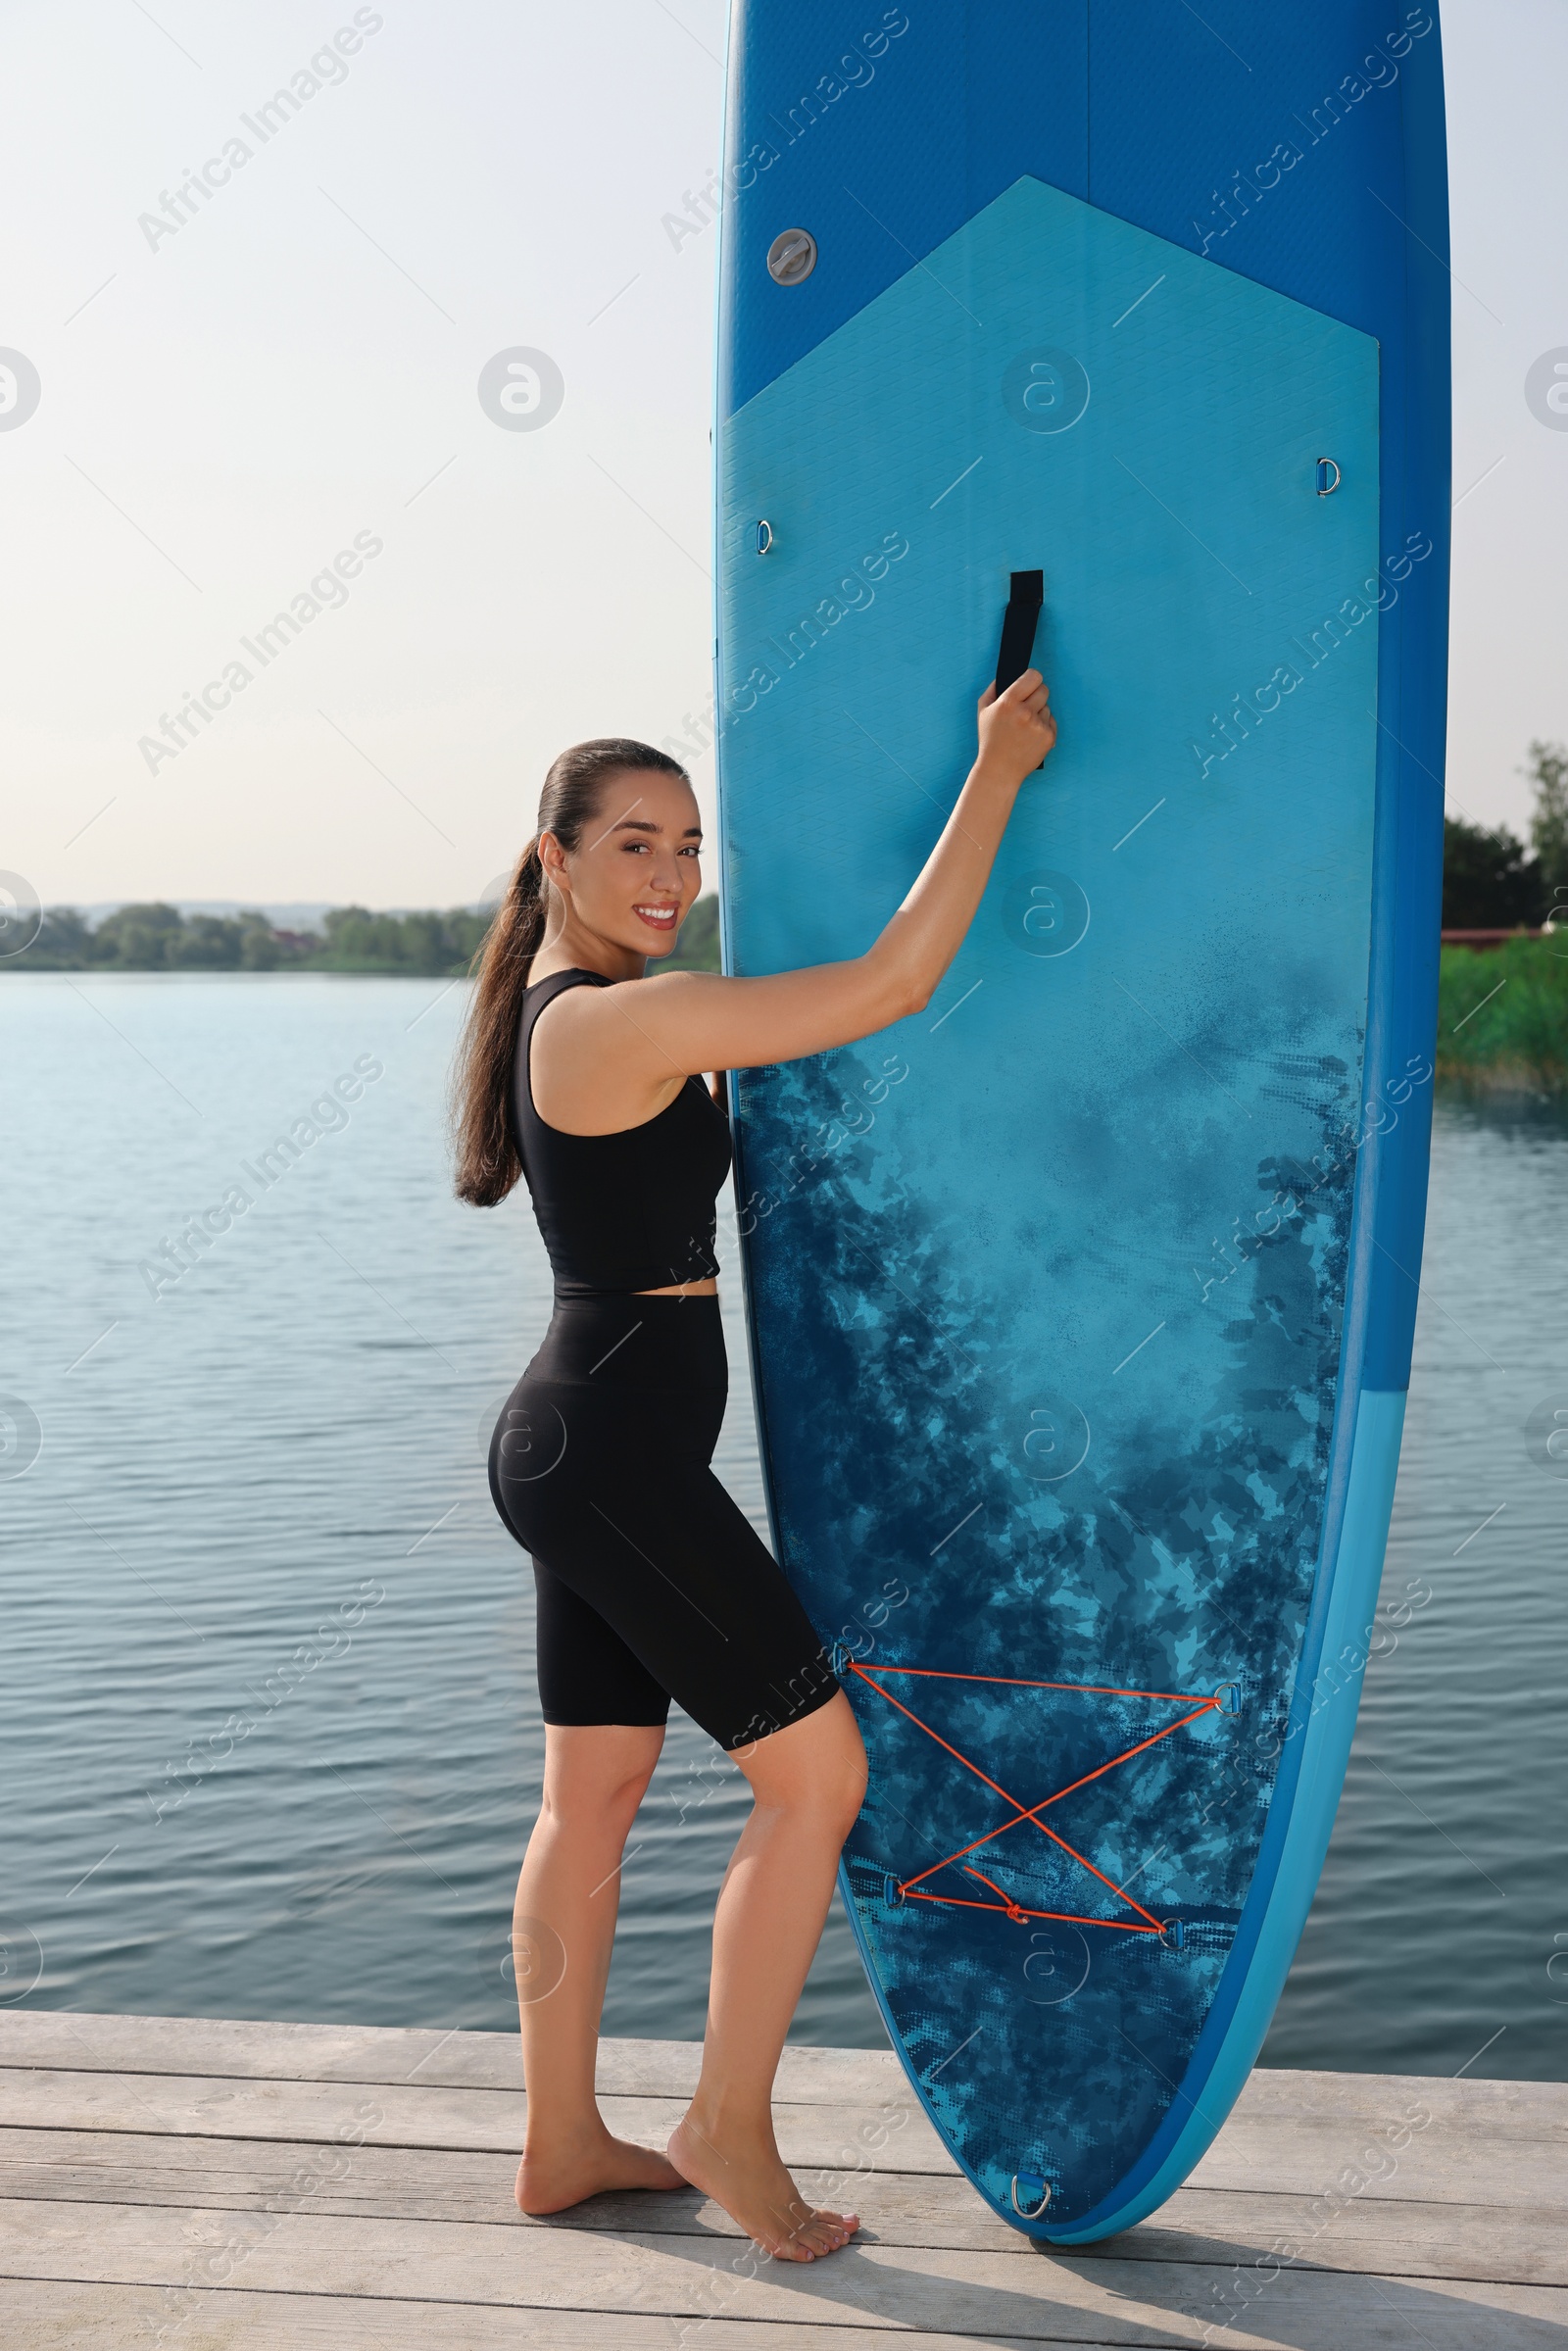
19,737,1562,969
17,892,722,975
1443,740,1568,929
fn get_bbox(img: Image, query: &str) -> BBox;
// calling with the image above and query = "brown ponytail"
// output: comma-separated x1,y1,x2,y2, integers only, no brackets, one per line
451,736,689,1206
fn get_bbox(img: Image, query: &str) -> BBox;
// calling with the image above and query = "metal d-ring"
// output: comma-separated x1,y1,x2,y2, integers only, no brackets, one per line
1010,2173,1053,2219
1315,456,1342,496
1213,1680,1242,1715
756,518,773,556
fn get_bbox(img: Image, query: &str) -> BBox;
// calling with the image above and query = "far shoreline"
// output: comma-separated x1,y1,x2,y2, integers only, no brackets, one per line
7,911,1564,1084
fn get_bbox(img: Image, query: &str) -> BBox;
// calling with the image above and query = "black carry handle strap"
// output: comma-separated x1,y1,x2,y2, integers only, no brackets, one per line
994,569,1044,696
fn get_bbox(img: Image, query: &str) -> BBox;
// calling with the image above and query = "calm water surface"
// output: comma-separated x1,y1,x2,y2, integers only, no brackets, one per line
2,975,1564,2078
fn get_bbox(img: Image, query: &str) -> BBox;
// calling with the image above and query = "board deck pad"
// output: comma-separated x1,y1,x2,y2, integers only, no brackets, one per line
715,3,1447,2242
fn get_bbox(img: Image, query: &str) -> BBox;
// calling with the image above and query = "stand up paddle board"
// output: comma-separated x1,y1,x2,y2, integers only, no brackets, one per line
713,1,1448,2241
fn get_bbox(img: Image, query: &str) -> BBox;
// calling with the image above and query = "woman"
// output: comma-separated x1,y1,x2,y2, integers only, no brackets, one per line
454,666,1055,2260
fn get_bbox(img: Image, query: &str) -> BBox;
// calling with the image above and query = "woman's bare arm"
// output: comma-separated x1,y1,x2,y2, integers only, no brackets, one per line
544,670,1054,1114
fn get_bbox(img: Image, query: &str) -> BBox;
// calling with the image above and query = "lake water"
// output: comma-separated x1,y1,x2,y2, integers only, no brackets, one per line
2,975,1564,2081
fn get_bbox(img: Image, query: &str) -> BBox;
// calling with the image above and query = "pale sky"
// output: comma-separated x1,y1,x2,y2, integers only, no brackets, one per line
2,0,1562,912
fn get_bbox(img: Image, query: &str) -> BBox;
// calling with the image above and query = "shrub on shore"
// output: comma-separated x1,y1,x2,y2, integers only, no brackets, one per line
1437,936,1568,1090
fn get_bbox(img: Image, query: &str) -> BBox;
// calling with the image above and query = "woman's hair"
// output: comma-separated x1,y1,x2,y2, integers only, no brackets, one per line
451,736,690,1207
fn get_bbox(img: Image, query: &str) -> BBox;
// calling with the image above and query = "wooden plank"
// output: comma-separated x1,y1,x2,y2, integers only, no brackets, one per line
0,2069,954,2173
1182,2105,1568,2208
0,2010,532,2092
1211,2065,1568,2142
0,2279,1123,2351
1053,2190,1568,2286
0,2013,897,2104
4,2060,1563,2209
7,2015,1560,2143
0,2128,1564,2284
0,2195,1563,2346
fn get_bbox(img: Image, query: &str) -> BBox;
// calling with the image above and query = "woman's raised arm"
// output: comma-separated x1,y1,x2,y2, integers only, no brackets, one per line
574,669,1054,1088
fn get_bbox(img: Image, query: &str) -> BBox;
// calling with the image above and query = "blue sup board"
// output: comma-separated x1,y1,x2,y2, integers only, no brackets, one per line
713,3,1449,2240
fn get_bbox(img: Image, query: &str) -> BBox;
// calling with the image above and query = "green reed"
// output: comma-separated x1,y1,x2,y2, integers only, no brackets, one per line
1437,936,1568,1088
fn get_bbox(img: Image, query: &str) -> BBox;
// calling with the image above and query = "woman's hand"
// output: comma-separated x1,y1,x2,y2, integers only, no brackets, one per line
974,668,1056,790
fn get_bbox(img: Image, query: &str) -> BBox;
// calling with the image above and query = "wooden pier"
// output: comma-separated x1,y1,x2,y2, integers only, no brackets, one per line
0,2010,1561,2345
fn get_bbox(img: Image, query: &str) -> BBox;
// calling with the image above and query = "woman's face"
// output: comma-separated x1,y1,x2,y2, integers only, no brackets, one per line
543,766,703,960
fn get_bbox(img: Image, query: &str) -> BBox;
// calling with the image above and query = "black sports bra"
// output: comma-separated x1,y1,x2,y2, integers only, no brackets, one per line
511,968,733,1298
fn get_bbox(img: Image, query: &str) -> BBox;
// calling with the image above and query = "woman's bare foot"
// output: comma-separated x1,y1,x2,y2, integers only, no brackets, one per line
516,2128,685,2216
666,2114,858,2261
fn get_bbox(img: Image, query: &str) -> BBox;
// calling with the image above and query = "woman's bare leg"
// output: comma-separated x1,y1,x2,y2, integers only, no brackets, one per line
514,1721,685,2214
667,1690,869,2259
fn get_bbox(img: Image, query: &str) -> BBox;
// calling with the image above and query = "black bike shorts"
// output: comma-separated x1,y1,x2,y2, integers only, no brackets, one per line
488,1295,838,1752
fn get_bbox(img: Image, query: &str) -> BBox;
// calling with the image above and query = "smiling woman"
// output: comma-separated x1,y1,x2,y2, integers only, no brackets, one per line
450,738,701,1210
447,678,1054,2260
